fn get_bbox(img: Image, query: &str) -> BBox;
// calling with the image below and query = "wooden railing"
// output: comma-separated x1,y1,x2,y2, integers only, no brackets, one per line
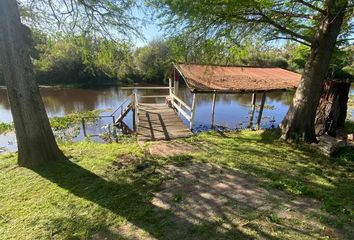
170,93,191,120
81,83,197,137
123,85,196,130
81,94,134,137
111,94,134,123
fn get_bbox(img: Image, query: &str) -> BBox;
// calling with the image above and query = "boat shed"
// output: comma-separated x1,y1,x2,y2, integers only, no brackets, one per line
170,63,302,129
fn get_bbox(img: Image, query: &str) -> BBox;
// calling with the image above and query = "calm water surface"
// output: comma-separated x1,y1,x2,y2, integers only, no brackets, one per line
0,85,353,152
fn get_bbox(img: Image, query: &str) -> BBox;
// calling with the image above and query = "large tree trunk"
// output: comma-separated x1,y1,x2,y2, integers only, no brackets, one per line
0,0,65,167
315,80,351,136
281,0,348,142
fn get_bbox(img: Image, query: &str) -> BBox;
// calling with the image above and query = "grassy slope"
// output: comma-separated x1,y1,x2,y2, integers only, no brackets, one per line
0,131,353,239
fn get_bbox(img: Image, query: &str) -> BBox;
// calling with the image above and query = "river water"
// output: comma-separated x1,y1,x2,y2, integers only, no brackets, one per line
0,85,353,152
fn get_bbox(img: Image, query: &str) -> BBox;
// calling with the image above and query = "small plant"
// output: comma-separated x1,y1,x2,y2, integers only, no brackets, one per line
172,194,183,203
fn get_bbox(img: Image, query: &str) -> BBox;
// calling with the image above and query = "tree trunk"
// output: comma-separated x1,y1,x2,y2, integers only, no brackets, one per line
315,80,351,136
280,0,348,142
0,0,65,167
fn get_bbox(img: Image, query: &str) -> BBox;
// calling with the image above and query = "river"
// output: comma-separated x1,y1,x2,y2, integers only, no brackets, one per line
0,85,353,152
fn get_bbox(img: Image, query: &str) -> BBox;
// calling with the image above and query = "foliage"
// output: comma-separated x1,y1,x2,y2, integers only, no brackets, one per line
0,111,101,137
168,35,291,68
50,110,102,131
148,0,354,78
18,0,140,40
0,122,13,134
148,0,353,47
33,34,136,85
134,39,171,83
0,130,353,239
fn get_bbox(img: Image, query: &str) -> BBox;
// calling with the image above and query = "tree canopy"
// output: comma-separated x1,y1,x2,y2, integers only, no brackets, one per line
149,0,353,47
19,0,140,39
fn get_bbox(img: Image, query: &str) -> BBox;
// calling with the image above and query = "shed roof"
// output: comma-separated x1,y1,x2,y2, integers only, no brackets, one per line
175,63,301,93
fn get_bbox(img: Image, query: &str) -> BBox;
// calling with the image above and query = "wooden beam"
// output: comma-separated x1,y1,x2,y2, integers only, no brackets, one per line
248,93,257,128
190,93,196,130
131,94,136,131
256,92,266,130
211,93,216,128
120,86,171,90
81,118,87,137
169,77,172,96
174,79,179,96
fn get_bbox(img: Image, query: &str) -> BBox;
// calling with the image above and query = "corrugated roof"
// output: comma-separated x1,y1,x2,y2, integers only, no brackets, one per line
175,63,301,93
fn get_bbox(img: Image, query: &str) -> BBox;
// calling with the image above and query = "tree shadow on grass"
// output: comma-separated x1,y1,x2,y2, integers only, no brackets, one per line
260,128,282,143
32,157,255,239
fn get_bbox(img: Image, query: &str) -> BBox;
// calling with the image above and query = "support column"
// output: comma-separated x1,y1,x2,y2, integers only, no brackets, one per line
211,93,216,128
256,92,266,130
248,93,257,128
190,93,196,130
168,77,172,96
174,79,179,96
131,93,136,131
173,68,179,96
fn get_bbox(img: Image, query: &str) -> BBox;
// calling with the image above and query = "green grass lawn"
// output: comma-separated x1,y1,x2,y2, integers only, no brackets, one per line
0,130,353,239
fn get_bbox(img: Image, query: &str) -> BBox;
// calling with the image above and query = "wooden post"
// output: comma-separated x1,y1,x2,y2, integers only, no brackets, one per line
211,93,216,128
169,77,172,96
190,93,196,130
256,92,266,130
174,79,179,96
134,92,139,127
82,118,87,137
248,93,257,128
131,94,136,132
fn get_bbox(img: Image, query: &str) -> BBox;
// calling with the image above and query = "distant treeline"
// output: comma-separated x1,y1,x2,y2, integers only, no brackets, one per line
0,30,353,86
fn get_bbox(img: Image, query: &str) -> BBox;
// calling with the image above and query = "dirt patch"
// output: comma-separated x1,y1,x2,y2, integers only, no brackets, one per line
115,223,156,240
149,161,341,239
148,141,201,157
108,154,137,171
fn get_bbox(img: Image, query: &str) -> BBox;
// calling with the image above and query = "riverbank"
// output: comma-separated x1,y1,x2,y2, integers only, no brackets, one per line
0,130,353,239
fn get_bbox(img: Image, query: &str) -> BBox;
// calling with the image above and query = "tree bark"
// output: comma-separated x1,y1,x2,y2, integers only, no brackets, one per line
281,0,348,142
0,0,65,167
315,80,351,136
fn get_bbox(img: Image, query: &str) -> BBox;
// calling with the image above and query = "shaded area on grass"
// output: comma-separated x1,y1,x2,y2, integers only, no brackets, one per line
31,156,256,240
153,161,332,239
180,130,354,237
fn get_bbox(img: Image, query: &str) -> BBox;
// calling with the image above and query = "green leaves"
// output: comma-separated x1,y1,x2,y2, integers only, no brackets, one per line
148,0,352,48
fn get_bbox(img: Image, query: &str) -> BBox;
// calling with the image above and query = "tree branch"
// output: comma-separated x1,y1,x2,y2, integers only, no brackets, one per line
257,11,313,45
268,36,312,46
296,0,325,14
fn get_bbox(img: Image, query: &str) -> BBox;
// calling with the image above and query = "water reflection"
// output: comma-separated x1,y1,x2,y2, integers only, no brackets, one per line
1,86,353,127
0,85,353,134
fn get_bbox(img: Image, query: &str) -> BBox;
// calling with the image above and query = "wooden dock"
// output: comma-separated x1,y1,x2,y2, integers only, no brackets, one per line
136,103,192,141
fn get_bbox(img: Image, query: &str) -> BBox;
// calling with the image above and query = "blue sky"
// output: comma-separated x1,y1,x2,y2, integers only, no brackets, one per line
132,6,164,47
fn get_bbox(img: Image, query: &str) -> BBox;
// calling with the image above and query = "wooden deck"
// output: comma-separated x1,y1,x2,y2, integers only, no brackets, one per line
137,103,192,141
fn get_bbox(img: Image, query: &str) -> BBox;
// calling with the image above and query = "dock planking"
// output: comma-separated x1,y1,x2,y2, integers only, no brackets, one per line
136,103,192,141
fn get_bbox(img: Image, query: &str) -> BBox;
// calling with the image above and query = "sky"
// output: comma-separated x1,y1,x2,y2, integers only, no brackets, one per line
132,7,164,47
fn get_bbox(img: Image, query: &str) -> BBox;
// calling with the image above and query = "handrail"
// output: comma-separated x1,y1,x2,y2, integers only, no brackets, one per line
170,93,192,112
138,95,169,98
110,94,133,117
171,101,191,121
